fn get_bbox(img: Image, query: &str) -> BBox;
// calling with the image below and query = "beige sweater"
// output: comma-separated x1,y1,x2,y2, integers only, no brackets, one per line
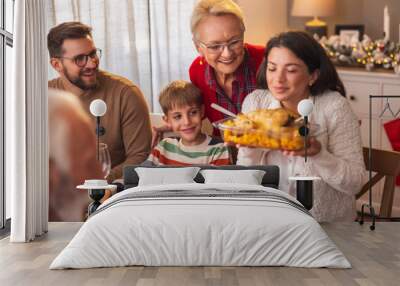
49,70,152,182
237,89,368,222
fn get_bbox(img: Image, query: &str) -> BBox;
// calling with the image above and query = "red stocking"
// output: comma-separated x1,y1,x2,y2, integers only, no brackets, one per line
383,118,400,186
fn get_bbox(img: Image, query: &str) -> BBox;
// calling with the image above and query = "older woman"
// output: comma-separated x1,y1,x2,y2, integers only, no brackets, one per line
49,89,103,221
237,31,368,222
152,0,263,146
189,0,264,134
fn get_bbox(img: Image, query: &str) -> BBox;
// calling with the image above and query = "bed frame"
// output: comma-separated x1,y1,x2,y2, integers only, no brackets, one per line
123,165,280,189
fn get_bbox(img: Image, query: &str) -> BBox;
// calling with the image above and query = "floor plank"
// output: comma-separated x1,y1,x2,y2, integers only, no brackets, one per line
0,222,399,286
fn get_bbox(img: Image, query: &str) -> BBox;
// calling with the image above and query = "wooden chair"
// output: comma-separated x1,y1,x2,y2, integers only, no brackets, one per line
356,147,400,217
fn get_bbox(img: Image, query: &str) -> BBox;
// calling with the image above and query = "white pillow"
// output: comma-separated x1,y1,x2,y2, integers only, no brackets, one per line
200,169,266,185
135,167,200,186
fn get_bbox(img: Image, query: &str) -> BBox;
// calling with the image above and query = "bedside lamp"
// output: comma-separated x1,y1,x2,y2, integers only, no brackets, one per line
76,100,113,216
291,0,335,37
289,98,320,211
89,99,107,160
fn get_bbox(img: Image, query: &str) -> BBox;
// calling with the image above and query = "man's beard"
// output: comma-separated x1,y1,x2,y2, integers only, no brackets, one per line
63,67,99,90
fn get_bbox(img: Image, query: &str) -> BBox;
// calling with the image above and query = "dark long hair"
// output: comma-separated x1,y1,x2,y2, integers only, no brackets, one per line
256,31,346,97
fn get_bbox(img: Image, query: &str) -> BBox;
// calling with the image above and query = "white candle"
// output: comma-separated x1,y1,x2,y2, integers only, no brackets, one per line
384,5,390,41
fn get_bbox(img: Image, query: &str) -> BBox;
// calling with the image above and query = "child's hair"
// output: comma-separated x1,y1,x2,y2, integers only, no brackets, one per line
159,80,203,115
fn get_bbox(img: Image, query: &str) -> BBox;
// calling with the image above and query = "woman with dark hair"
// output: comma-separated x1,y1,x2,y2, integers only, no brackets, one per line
237,31,367,222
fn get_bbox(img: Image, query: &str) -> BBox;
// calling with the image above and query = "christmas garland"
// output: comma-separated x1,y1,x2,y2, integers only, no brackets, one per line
318,34,400,74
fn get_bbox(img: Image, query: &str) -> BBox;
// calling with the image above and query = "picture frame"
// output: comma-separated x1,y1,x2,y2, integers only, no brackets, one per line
335,24,364,42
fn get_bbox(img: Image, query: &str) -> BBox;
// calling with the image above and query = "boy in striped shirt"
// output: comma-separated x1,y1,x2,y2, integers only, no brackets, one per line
146,80,231,166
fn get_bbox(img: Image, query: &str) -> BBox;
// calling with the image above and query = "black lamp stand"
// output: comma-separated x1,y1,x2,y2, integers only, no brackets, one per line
296,180,313,210
291,114,315,210
87,188,106,215
95,116,106,160
298,115,310,162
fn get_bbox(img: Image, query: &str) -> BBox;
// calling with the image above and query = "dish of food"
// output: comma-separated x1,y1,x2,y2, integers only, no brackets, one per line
215,108,314,150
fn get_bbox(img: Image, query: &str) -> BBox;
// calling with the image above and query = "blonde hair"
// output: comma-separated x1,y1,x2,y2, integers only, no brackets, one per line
190,0,245,38
159,80,203,115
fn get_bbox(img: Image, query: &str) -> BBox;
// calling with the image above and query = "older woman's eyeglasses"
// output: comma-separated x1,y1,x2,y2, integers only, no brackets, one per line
56,48,102,67
198,38,244,54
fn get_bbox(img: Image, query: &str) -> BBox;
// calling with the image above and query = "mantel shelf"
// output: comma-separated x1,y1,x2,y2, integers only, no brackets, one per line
337,66,400,79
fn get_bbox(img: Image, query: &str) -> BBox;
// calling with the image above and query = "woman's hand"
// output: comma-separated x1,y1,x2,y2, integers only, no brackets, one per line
281,137,321,157
100,189,113,203
151,124,172,149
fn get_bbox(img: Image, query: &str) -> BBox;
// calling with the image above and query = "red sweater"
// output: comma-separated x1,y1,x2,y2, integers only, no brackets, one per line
189,43,264,134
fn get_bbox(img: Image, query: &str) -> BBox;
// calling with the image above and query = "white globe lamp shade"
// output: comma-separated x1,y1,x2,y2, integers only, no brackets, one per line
297,99,314,117
90,99,107,117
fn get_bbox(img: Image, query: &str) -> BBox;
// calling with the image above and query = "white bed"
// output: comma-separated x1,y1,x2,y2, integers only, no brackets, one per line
50,183,350,269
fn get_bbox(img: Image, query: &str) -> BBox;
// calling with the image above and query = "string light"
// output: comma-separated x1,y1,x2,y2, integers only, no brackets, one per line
319,35,400,72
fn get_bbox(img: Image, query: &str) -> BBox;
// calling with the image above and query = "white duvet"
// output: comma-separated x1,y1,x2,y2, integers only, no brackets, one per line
50,183,350,269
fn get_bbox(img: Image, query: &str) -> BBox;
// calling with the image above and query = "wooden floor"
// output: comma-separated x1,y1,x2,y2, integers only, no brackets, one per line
0,222,399,286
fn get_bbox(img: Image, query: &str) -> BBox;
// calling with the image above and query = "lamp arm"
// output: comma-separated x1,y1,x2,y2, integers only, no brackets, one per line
96,117,100,161
304,116,308,162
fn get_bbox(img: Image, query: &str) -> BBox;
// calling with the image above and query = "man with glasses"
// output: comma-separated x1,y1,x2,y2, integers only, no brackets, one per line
48,21,152,184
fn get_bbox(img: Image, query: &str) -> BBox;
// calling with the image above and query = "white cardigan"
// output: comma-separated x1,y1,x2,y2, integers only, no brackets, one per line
237,89,368,222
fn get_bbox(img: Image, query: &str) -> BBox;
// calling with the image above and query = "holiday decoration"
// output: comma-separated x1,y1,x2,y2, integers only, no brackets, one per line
317,34,400,74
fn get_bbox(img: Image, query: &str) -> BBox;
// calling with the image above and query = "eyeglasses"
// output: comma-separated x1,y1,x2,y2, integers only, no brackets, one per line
197,38,244,54
56,48,102,67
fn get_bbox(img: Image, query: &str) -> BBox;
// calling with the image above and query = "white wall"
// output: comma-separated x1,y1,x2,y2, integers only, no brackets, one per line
217,0,400,48
237,0,288,45
287,0,400,42
363,0,400,42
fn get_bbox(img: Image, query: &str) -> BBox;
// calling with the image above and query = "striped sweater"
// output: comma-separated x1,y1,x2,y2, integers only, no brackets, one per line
146,136,231,166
